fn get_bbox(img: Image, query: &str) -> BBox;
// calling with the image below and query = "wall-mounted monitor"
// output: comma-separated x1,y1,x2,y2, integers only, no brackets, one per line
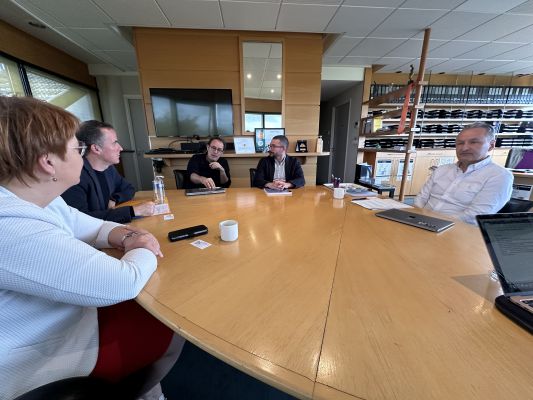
254,128,285,153
150,88,234,137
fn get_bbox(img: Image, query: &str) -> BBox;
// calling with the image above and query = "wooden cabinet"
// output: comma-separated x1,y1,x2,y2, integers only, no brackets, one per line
410,149,455,195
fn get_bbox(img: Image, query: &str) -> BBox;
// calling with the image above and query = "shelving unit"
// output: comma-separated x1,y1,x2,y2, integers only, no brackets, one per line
359,75,533,198
359,28,431,200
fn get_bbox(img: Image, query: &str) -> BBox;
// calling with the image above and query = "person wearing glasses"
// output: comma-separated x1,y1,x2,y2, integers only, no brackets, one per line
186,137,231,189
62,120,155,223
253,135,305,189
0,97,184,399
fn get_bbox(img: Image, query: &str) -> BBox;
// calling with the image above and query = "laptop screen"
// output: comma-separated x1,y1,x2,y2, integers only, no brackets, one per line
477,213,533,295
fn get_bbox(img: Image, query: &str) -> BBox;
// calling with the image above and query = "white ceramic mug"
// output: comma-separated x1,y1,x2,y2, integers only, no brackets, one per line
333,187,345,199
220,220,238,241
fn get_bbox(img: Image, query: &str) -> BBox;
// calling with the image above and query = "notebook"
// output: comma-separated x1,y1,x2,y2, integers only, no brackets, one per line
264,187,292,196
185,187,226,196
477,213,533,315
375,208,455,232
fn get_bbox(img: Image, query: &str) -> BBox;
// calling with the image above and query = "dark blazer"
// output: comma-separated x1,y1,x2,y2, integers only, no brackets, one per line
61,158,135,223
253,155,305,188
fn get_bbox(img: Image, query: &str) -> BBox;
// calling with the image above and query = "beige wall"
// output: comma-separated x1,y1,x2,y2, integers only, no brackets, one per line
245,98,282,113
133,28,322,152
0,20,96,88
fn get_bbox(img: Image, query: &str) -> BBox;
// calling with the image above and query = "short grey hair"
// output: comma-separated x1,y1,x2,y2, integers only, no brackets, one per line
461,122,495,141
271,135,288,149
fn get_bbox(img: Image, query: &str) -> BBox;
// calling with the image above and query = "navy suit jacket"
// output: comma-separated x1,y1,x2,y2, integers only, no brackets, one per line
253,155,305,188
61,158,135,223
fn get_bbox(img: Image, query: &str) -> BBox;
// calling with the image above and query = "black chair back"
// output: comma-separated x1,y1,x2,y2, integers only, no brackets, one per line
249,168,256,187
173,169,189,189
498,198,533,213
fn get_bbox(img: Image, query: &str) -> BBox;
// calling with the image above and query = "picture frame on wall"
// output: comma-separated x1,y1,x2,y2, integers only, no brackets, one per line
254,128,285,153
233,137,256,154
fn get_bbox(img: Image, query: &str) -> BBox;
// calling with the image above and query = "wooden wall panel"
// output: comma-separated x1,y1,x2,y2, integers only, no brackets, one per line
285,105,320,135
135,30,239,71
0,20,95,88
284,37,322,73
284,72,321,105
135,28,323,183
245,98,282,113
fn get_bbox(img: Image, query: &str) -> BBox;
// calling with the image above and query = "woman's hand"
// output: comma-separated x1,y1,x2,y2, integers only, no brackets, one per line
109,227,163,257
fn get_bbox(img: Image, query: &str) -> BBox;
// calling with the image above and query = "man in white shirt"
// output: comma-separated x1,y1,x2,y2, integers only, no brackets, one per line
414,122,513,225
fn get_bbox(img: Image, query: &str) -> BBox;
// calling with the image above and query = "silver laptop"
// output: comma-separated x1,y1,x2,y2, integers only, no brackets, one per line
477,213,533,314
185,187,226,196
375,208,455,232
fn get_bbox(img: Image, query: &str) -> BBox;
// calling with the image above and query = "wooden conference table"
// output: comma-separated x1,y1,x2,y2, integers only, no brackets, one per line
128,187,532,400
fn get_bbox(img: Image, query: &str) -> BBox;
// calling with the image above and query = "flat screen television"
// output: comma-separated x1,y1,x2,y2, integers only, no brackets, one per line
150,88,234,137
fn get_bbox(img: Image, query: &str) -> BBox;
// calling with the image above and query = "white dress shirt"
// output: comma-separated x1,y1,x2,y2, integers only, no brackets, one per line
414,157,513,225
273,156,286,181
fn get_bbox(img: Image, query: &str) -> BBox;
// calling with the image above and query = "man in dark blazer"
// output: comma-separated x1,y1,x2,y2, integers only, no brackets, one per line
62,121,154,223
253,135,305,189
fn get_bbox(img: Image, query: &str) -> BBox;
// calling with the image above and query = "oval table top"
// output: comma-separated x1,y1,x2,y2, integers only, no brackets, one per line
127,187,532,400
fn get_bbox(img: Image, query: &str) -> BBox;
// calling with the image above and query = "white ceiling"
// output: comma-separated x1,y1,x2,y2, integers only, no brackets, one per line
3,0,533,99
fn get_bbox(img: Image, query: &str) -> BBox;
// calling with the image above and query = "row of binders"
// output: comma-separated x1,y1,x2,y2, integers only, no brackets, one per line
371,84,533,105
370,108,533,120
370,122,533,134
364,136,533,149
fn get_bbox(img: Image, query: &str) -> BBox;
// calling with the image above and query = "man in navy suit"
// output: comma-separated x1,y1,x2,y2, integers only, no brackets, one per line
62,121,154,223
253,135,305,189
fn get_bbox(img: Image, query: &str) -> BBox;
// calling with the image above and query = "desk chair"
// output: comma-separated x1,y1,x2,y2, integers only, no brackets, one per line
249,168,256,187
14,377,118,400
173,169,189,189
505,148,533,169
498,198,533,213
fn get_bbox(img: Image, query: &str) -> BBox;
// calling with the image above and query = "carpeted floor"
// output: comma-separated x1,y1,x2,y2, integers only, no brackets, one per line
161,341,296,400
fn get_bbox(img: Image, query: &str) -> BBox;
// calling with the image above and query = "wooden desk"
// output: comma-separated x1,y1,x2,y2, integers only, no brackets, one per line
128,188,532,399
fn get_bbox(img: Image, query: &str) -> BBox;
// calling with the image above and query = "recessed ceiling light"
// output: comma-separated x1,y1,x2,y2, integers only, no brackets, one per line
28,21,46,29
276,74,282,80
246,73,252,79
270,89,274,93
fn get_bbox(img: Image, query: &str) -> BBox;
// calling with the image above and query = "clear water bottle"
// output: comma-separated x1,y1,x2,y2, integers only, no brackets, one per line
153,175,166,204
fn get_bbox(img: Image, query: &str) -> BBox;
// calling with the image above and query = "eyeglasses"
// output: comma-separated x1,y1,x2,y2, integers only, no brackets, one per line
71,141,87,157
209,145,224,153
269,144,284,149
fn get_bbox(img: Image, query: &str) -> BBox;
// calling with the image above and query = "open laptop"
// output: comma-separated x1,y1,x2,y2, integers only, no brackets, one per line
375,208,455,232
477,213,533,315
185,187,226,196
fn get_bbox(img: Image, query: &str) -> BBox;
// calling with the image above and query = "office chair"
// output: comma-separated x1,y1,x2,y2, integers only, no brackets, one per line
249,168,256,187
14,377,118,400
173,169,189,189
498,198,533,213
505,148,533,169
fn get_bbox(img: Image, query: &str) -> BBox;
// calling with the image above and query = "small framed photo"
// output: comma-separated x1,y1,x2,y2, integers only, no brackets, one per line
233,137,256,154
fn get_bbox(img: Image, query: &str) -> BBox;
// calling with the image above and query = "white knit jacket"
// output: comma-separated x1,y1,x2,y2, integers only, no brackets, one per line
0,187,157,399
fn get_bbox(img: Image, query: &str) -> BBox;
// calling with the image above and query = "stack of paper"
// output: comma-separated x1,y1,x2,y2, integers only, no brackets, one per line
351,198,413,210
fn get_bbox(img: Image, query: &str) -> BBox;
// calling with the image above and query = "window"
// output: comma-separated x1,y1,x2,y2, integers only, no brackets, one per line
245,112,282,132
0,56,25,96
26,68,101,121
